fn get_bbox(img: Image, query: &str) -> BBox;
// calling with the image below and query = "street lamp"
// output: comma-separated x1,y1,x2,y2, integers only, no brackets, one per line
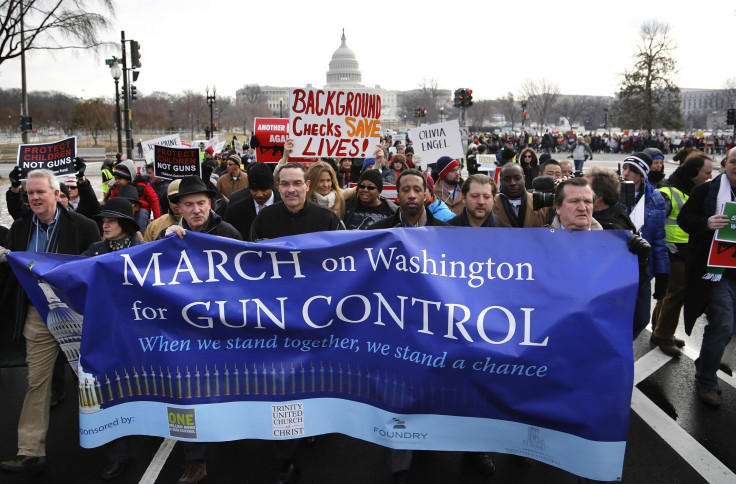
206,85,216,140
440,106,445,122
279,97,284,118
110,60,123,154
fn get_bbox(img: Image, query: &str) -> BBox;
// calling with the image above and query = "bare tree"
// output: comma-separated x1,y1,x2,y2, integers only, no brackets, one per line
0,0,116,66
552,95,595,128
499,92,519,129
612,20,682,130
519,79,561,130
239,84,264,104
467,100,492,130
418,77,441,101
721,78,736,109
71,98,112,144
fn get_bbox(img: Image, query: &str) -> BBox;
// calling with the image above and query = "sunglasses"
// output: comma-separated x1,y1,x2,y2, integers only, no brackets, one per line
357,184,377,191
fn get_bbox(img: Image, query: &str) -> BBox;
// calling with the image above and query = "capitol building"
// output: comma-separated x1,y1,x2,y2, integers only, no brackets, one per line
235,31,444,125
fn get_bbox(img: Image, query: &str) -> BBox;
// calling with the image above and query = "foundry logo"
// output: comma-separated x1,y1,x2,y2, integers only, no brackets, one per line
372,417,428,442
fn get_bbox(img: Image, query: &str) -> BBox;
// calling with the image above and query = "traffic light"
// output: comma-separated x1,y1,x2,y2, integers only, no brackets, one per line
414,107,421,118
130,85,137,101
130,41,142,68
466,89,473,107
20,115,32,132
214,123,218,131
727,108,735,126
453,89,462,108
420,107,427,117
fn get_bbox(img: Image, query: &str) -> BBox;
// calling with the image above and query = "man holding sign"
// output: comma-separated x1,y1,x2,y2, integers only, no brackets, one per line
678,147,736,407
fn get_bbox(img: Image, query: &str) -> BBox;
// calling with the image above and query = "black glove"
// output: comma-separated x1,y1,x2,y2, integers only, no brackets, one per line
627,234,650,261
653,273,669,299
8,166,23,187
74,157,87,177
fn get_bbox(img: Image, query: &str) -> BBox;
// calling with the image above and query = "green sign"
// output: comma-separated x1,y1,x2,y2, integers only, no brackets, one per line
715,201,736,243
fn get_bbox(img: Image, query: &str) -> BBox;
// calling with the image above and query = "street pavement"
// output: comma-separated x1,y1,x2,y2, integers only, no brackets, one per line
1,152,736,483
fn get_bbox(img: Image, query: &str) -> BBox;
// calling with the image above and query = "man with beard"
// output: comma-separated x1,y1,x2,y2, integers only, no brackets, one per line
432,156,464,215
368,169,448,483
448,174,508,227
369,169,450,230
492,163,551,227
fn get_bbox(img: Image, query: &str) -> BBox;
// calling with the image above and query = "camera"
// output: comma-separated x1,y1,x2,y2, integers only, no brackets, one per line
620,180,636,209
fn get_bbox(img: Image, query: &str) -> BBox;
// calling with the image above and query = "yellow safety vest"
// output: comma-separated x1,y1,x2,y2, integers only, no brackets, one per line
659,186,689,243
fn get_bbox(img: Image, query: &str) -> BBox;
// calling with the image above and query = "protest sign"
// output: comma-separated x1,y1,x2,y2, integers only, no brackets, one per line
715,201,736,243
408,120,463,169
142,134,182,164
16,136,77,177
252,117,320,164
9,229,636,481
476,154,502,184
153,145,201,179
289,88,382,159
706,238,736,269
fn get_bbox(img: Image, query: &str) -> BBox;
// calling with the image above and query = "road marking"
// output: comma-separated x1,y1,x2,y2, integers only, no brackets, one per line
680,345,736,391
139,438,176,484
634,346,672,384
631,389,736,484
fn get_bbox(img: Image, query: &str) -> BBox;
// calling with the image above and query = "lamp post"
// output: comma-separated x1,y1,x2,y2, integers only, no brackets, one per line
279,97,283,118
440,106,445,122
206,85,216,139
110,61,123,154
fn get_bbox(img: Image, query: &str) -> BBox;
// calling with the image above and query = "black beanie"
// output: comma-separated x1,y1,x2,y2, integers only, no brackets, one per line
248,163,275,190
358,169,384,192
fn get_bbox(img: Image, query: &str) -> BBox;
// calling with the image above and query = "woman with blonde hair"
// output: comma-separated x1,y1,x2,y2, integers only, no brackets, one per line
306,161,345,218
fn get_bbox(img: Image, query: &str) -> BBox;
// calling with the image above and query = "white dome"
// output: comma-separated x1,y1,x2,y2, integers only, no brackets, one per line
325,30,363,88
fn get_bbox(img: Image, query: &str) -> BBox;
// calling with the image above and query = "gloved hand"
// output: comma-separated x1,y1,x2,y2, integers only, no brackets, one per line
8,166,23,187
627,234,651,262
653,273,669,299
108,178,117,188
74,157,86,176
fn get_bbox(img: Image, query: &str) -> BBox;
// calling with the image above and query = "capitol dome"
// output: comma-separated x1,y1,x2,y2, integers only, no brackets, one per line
325,30,363,88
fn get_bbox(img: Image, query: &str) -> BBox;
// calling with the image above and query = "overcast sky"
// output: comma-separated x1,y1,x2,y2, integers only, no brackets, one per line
1,0,735,102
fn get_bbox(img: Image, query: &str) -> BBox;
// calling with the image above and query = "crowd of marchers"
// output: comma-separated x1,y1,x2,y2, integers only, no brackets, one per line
0,131,734,484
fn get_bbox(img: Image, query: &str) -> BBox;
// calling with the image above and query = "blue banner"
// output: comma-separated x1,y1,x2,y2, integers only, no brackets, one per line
8,228,637,481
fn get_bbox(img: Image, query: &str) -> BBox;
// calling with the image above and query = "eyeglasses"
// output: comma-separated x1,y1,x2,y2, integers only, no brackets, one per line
278,180,305,188
523,155,533,158
357,184,377,191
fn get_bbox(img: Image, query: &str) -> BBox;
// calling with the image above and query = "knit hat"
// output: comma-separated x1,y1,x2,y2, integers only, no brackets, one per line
247,163,275,190
501,147,516,161
436,156,459,179
229,153,242,165
65,178,77,188
358,169,383,193
643,147,664,161
623,152,653,177
362,158,376,172
113,160,134,180
205,146,214,155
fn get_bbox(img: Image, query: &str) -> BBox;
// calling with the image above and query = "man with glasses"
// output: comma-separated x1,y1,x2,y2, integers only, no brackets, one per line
343,169,397,229
216,154,248,198
250,162,344,240
433,156,464,215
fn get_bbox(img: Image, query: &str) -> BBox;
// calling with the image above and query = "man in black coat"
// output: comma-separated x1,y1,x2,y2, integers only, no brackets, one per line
367,168,448,484
224,162,281,240
448,174,508,228
369,169,450,230
677,148,736,407
1,169,100,473
250,163,344,241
